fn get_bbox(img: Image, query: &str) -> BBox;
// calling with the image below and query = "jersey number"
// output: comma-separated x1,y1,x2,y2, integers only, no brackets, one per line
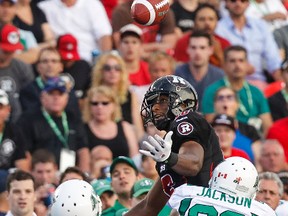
161,174,175,197
179,199,258,216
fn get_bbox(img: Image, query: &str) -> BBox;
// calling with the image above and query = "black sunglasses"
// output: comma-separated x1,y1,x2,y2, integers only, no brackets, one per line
102,64,121,72
90,101,111,106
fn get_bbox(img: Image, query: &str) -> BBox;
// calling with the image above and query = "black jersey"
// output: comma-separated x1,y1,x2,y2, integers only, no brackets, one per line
156,110,223,196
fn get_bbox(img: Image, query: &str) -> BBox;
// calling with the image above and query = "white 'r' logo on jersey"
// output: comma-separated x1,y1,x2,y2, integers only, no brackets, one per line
177,122,194,135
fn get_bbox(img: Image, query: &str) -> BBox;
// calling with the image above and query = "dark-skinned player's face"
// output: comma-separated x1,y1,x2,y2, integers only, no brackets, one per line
151,95,169,121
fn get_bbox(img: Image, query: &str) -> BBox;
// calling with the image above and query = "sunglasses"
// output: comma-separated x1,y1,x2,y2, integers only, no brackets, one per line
39,59,61,64
102,64,121,72
216,94,236,101
229,0,248,3
90,101,111,106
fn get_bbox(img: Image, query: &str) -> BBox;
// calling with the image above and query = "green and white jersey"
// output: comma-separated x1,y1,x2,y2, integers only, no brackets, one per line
169,184,276,216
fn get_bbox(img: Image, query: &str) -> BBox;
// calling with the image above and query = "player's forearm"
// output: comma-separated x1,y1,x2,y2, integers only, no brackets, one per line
170,141,204,176
171,153,202,176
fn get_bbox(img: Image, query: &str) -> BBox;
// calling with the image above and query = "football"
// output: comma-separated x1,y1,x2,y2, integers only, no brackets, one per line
131,0,170,26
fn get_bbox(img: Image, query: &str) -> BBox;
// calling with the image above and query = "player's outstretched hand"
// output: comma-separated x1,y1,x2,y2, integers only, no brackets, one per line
140,131,173,162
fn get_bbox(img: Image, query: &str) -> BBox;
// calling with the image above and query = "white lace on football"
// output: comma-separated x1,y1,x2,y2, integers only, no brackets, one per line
155,0,169,10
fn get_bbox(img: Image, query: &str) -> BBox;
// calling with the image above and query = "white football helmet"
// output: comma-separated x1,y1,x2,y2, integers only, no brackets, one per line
50,179,102,216
209,157,258,199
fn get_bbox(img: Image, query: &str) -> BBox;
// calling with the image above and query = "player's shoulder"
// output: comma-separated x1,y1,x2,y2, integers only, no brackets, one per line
251,199,277,215
276,200,288,216
173,110,209,128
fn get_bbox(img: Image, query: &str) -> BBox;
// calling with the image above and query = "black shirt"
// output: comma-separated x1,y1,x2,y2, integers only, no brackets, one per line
268,91,288,121
84,121,129,158
17,108,88,166
63,60,91,99
156,110,223,196
121,91,133,124
171,1,196,33
13,2,48,43
0,122,26,170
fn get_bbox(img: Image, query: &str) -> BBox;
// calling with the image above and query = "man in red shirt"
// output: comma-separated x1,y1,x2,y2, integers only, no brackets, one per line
174,3,230,67
118,24,151,86
112,0,177,60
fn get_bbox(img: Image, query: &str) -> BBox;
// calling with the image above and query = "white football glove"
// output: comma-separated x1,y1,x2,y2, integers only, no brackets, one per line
140,131,173,162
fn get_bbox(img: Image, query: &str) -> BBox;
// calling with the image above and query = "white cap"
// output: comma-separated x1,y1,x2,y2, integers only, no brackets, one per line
120,24,143,37
0,89,9,105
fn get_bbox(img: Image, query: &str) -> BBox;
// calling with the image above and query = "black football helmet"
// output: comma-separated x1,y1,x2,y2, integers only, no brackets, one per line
141,75,198,130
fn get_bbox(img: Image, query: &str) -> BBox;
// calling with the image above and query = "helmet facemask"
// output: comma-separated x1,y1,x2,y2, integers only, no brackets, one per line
141,91,187,130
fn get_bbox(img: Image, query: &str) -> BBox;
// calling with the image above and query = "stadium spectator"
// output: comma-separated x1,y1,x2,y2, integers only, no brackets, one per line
59,166,89,183
175,31,224,110
268,60,288,121
18,77,90,172
173,3,230,67
256,172,288,215
0,0,39,64
170,0,198,37
213,86,261,167
273,24,288,61
38,0,112,64
140,155,158,181
90,145,113,180
245,0,288,32
6,170,37,216
91,52,144,141
82,86,139,160
31,149,58,216
211,114,250,160
202,45,273,136
0,170,9,216
56,34,91,105
118,24,151,87
14,0,56,48
102,156,139,216
92,179,117,211
216,0,282,89
278,172,288,201
19,47,81,118
111,0,177,60
0,89,29,171
259,139,288,173
0,23,34,122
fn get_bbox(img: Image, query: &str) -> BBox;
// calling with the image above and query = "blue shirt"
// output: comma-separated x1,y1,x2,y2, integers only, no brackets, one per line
216,16,281,81
175,63,224,111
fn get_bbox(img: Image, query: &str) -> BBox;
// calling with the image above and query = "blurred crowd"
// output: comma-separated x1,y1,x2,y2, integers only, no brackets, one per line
1,0,288,215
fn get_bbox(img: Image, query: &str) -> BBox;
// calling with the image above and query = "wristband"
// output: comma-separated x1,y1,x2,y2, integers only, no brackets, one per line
165,152,178,167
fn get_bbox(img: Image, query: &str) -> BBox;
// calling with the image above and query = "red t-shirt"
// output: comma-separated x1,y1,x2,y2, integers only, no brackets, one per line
101,0,118,21
173,32,230,64
224,148,251,161
267,118,288,162
129,60,151,86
